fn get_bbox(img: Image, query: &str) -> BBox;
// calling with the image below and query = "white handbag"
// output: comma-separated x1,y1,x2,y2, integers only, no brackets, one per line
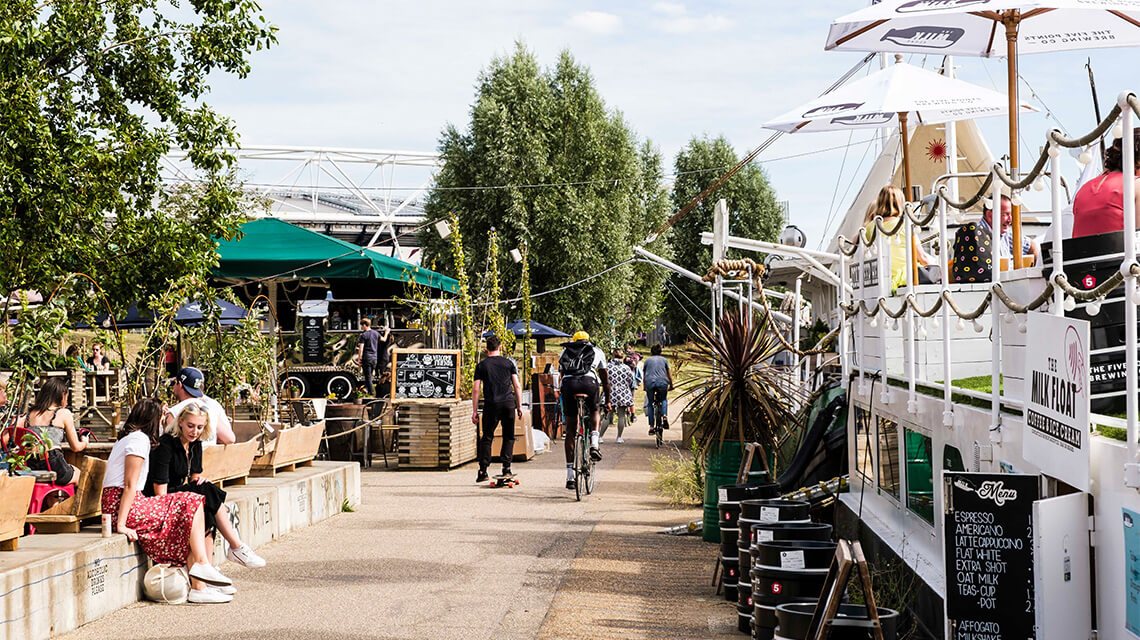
143,563,188,604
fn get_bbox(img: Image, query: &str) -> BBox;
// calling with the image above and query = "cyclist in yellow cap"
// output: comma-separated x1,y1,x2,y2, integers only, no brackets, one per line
559,330,611,490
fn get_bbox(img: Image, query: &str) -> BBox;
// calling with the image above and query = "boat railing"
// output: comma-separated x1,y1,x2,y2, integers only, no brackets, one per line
837,92,1140,476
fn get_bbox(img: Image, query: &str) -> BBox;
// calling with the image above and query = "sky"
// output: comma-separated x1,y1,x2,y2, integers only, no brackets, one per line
203,1,1140,251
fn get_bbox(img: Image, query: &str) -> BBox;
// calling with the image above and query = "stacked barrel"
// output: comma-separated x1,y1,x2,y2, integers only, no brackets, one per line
723,498,831,640
773,603,899,640
716,483,780,603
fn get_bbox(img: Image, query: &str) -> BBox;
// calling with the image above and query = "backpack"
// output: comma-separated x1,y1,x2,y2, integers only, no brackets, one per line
559,341,595,377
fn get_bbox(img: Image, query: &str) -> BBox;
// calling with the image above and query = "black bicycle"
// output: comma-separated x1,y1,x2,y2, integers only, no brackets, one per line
572,394,596,500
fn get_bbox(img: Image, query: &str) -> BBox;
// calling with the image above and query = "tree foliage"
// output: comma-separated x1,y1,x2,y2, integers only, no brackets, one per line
0,1,276,311
420,43,671,348
666,136,785,339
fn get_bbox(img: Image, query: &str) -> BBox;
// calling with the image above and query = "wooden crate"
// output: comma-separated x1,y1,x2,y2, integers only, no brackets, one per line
396,400,476,469
201,438,259,487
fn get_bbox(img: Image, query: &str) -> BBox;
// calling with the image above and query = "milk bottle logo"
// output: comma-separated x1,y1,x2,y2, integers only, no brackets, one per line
802,102,864,118
881,26,966,48
895,0,989,12
832,112,895,126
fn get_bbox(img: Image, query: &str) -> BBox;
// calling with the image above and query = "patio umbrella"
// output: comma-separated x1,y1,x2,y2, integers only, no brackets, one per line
825,0,1140,267
763,59,1030,198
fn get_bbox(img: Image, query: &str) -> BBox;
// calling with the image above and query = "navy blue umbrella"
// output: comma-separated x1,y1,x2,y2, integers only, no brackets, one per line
482,319,569,339
80,299,246,329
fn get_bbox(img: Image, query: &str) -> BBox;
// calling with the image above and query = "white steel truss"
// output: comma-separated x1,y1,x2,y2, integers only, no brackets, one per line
161,146,442,253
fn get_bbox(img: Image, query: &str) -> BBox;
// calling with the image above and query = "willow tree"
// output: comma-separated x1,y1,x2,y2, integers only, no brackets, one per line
666,136,785,339
421,43,671,346
0,1,276,313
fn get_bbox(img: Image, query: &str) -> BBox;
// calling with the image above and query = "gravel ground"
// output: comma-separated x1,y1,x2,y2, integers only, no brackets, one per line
60,407,739,640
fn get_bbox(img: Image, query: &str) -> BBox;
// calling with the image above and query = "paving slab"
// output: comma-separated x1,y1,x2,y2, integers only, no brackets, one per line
58,413,739,640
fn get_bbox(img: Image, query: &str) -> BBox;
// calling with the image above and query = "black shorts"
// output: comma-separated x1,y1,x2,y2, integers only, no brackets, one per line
562,376,599,426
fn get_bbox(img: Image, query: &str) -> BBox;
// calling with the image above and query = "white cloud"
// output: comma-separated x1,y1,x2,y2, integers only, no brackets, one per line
650,3,732,34
567,11,623,35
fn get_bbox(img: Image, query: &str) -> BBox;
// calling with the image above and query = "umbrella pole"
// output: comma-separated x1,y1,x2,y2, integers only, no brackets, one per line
899,112,918,283
1005,11,1024,269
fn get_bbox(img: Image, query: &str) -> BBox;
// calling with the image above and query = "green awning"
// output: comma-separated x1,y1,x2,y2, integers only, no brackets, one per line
213,218,458,293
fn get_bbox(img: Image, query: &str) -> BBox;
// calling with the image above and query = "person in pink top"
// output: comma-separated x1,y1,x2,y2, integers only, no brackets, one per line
1073,130,1140,238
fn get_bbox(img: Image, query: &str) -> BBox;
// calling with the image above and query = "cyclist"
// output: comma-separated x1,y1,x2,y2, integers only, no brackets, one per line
559,330,611,491
643,344,674,437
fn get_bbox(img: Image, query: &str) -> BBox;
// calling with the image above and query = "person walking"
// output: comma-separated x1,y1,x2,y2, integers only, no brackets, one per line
643,344,674,436
599,349,635,444
354,318,382,396
472,335,523,483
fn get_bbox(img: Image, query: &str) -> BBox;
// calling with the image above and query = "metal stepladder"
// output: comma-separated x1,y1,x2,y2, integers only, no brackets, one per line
805,539,885,640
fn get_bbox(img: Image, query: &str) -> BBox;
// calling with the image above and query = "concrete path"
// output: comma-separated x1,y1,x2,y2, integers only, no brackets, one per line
59,418,739,640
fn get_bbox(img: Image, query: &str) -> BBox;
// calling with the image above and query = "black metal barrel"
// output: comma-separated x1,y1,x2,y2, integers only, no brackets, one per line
719,484,781,603
739,499,810,524
751,540,837,640
774,602,899,640
738,523,832,634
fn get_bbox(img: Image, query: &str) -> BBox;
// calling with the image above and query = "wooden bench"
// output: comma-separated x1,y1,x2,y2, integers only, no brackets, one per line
0,475,35,550
248,421,325,477
25,456,106,534
200,438,258,487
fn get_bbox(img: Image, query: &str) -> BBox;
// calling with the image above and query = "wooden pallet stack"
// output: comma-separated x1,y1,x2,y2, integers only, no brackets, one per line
396,400,476,469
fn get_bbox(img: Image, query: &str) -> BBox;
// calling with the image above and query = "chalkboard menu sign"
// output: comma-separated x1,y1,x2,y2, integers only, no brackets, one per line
944,472,1039,640
390,349,460,400
302,317,324,363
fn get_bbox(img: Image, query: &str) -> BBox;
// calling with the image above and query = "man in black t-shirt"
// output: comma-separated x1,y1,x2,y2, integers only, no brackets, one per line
354,318,381,395
472,335,523,483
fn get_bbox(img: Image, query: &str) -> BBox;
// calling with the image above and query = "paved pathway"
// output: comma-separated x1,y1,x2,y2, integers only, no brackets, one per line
60,418,739,640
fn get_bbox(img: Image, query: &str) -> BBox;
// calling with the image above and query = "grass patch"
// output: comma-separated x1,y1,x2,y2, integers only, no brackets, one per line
1096,425,1127,441
649,442,704,507
951,375,1003,394
340,499,355,513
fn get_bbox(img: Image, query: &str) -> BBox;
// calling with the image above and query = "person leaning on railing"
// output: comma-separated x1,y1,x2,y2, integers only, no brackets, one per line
1073,130,1140,239
863,186,937,291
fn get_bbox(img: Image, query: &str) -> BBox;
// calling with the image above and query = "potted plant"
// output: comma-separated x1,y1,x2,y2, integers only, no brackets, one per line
682,309,802,542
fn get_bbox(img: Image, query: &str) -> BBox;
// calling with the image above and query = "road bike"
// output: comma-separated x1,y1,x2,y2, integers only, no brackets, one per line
646,386,667,449
572,394,596,501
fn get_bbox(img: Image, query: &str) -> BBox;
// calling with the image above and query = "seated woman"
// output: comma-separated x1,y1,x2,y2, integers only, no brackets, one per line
146,402,265,570
101,398,235,604
14,378,86,484
863,185,936,291
1073,130,1140,238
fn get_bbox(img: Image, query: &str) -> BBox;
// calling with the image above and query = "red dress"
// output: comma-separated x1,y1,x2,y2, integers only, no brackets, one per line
101,487,203,566
1072,172,1137,238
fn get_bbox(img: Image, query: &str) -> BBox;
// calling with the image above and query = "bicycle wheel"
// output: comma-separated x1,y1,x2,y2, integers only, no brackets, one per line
574,430,585,501
585,447,597,495
655,426,662,448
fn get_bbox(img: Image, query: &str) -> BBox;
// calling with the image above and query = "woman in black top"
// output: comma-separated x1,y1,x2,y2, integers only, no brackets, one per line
146,402,266,572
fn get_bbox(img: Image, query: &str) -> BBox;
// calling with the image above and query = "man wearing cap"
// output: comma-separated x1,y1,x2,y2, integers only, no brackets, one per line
166,367,236,445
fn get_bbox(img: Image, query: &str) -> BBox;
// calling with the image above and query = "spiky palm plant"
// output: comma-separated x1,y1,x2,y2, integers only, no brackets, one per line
682,310,802,472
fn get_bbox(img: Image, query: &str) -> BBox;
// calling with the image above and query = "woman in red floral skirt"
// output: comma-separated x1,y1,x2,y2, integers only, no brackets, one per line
101,398,234,604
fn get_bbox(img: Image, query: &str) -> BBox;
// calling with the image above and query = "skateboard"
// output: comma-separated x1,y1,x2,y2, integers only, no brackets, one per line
489,474,519,488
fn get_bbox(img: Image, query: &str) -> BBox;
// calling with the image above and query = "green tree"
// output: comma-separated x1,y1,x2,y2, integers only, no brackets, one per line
0,1,276,313
666,136,784,339
420,43,671,347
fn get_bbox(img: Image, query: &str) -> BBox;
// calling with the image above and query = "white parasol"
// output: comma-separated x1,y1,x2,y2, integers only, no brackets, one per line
764,60,1031,197
825,0,1140,267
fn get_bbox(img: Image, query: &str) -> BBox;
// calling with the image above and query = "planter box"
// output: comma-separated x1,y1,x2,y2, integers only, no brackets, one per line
0,475,35,550
232,420,326,477
395,400,476,469
200,438,259,487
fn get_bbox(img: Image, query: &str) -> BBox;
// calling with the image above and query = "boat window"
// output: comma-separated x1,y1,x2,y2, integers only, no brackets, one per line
905,429,934,525
854,407,874,482
943,445,966,472
877,416,900,499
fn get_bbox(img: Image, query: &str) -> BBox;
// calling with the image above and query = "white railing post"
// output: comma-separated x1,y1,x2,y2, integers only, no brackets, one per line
905,210,918,413
990,174,1003,439
879,225,890,405
939,194,953,426
1121,97,1138,465
840,254,850,384
793,276,803,381
859,239,868,396
1050,134,1065,317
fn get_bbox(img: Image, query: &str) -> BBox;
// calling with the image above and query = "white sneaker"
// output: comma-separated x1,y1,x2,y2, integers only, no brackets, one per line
226,544,266,568
210,584,237,596
188,588,233,604
598,437,605,444
188,562,233,586
616,437,625,444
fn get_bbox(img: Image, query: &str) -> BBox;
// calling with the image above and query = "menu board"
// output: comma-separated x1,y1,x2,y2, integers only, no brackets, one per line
302,317,324,363
390,348,460,400
944,472,1039,640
